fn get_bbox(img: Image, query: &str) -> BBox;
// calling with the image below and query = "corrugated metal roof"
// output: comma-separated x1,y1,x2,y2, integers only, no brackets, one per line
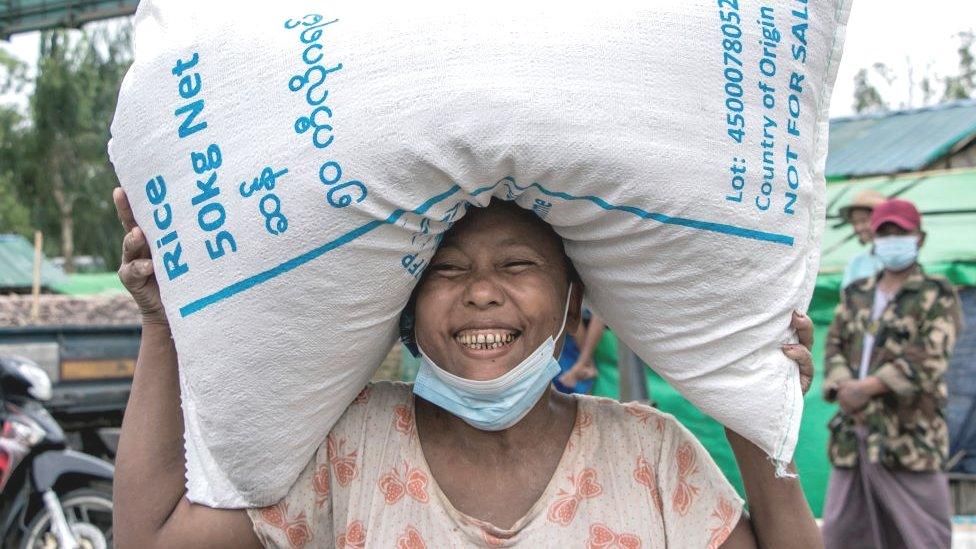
827,100,976,180
0,234,66,289
0,0,136,38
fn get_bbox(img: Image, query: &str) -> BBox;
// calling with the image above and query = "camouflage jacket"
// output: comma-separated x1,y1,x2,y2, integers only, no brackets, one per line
822,265,963,471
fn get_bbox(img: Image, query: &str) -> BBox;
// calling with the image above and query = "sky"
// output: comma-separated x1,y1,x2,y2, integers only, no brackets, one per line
831,0,976,117
2,2,976,118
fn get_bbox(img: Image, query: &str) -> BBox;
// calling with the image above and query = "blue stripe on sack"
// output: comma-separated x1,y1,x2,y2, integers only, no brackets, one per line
474,177,796,246
179,177,794,317
177,185,464,317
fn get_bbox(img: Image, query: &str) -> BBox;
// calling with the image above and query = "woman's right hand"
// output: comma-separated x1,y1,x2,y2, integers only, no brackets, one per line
113,187,167,325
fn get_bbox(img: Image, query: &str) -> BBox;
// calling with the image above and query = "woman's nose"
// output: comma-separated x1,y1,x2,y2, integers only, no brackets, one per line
463,275,505,309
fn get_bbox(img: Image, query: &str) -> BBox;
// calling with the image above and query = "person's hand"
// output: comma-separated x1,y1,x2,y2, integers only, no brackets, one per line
836,379,872,416
557,369,577,388
574,359,597,381
781,310,814,395
113,187,167,325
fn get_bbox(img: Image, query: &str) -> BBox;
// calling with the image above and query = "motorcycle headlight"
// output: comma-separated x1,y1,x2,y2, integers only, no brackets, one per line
16,361,52,402
3,415,45,447
0,414,44,492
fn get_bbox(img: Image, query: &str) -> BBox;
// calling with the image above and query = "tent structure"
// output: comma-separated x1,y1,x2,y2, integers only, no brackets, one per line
647,168,976,516
0,233,65,291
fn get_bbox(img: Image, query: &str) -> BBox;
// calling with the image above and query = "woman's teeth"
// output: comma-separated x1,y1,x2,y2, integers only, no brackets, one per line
454,331,518,350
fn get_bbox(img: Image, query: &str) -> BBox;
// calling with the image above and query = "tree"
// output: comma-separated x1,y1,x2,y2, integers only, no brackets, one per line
0,107,32,237
0,47,28,95
943,30,975,101
853,68,888,114
7,23,132,272
0,50,32,237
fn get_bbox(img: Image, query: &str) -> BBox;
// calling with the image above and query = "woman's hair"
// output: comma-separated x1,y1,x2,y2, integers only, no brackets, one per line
398,201,581,356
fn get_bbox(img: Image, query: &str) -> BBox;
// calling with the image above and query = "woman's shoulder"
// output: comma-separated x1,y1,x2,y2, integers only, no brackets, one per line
574,395,693,453
330,381,413,438
576,394,677,431
351,380,414,407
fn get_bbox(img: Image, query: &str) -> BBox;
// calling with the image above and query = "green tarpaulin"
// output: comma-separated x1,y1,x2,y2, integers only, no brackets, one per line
50,271,126,295
0,233,65,290
648,168,976,516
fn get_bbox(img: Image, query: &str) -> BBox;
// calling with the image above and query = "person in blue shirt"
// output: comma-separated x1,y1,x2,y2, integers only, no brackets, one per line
553,309,601,394
839,189,886,290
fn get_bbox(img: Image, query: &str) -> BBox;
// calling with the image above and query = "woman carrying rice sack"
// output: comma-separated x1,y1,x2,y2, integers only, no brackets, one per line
112,189,819,548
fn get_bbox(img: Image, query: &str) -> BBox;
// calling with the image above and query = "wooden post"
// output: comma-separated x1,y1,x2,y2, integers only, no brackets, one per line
30,230,42,322
617,343,650,403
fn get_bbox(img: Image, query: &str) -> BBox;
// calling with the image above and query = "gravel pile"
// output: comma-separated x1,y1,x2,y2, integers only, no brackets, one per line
0,294,141,327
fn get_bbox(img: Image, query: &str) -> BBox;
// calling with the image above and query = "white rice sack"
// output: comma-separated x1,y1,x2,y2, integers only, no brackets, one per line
109,0,851,507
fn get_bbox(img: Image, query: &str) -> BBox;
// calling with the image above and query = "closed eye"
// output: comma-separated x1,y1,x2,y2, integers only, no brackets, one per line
431,263,465,274
502,260,536,271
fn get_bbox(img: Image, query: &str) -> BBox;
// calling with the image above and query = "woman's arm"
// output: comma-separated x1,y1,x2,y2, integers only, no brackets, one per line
112,188,259,548
722,432,820,549
721,311,821,549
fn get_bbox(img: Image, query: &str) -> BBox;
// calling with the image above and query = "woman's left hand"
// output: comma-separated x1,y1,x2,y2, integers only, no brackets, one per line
781,310,814,395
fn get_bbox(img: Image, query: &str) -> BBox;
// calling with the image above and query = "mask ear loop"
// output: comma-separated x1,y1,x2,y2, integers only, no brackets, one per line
553,283,574,343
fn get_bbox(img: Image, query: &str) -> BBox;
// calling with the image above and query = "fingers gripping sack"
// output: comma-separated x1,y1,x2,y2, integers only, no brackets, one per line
108,1,852,507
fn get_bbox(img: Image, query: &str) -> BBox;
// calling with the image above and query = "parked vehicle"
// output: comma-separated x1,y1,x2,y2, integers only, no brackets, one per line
0,325,139,461
0,356,114,548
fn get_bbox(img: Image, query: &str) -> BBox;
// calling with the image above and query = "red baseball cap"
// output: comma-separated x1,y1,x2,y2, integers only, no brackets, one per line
871,198,921,232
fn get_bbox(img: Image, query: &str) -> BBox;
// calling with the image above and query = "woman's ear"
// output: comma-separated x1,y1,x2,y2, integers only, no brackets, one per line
917,230,927,250
566,282,584,335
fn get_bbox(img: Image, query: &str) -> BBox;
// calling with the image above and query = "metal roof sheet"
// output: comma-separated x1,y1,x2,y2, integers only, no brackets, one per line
0,234,66,289
826,101,976,179
0,0,136,38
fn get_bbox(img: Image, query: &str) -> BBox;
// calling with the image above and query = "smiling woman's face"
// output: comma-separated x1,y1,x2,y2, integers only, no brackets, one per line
413,200,581,381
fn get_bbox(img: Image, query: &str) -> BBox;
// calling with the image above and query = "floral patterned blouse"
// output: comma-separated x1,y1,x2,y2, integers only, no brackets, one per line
247,382,742,548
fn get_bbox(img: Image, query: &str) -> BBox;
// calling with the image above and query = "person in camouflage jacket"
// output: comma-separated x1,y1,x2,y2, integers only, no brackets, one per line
822,264,961,471
820,198,964,549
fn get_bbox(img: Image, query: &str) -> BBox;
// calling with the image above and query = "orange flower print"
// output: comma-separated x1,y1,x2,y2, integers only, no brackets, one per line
394,404,414,435
624,403,665,432
258,501,287,528
396,526,426,549
587,523,642,549
285,519,312,548
624,402,652,424
706,498,738,549
336,520,366,548
326,434,359,487
378,460,430,505
547,468,603,526
568,411,593,450
256,501,313,548
633,455,663,513
576,411,594,434
671,442,700,516
311,463,330,507
352,386,371,405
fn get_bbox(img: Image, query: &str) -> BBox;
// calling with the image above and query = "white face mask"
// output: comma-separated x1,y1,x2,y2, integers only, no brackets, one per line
874,235,919,271
413,285,573,431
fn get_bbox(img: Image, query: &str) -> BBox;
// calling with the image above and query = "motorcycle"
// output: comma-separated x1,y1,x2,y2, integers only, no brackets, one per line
0,357,114,548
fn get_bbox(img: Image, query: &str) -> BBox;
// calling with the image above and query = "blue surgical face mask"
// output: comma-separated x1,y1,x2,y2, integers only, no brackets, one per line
874,235,919,271
413,286,573,431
